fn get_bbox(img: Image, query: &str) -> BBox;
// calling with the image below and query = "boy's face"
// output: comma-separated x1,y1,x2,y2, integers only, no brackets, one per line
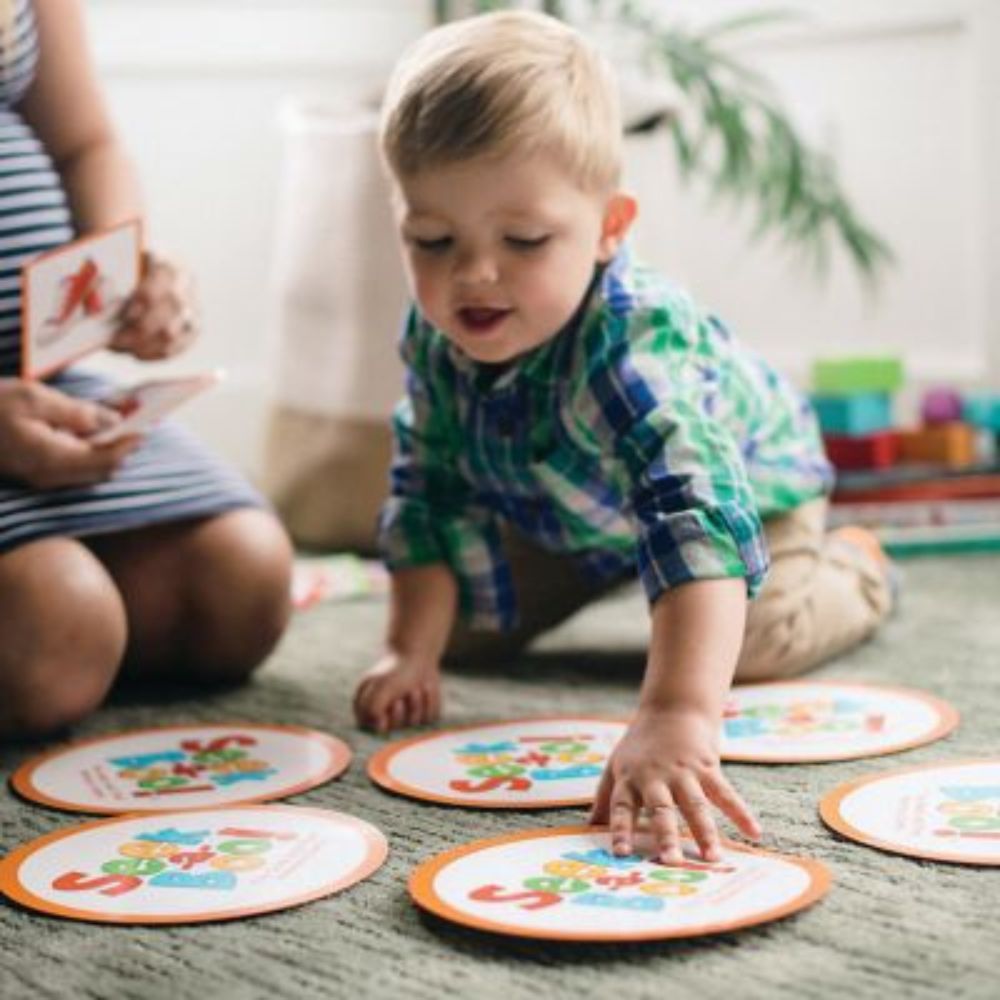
392,152,636,365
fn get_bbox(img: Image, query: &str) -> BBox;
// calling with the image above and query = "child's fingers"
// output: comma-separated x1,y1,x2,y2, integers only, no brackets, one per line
426,682,442,723
702,771,762,841
674,774,721,862
588,767,614,824
387,698,407,732
644,783,685,864
608,781,639,856
405,688,425,727
352,677,376,726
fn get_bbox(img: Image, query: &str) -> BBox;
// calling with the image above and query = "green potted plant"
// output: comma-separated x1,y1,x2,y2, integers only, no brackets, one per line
434,0,892,281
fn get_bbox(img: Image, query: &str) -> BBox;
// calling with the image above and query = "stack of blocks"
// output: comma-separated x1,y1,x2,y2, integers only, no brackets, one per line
812,357,902,470
811,356,1000,471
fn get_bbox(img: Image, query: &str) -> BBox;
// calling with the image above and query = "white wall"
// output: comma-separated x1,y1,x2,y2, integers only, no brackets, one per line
83,0,1000,477
85,0,427,475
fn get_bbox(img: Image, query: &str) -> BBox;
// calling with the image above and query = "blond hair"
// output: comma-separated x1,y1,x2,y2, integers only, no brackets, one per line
380,10,622,192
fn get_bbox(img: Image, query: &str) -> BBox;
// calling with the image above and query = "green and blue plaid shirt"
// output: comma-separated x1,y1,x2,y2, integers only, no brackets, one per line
379,251,832,630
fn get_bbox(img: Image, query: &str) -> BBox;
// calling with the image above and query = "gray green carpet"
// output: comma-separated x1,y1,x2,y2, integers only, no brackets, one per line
1,555,998,1000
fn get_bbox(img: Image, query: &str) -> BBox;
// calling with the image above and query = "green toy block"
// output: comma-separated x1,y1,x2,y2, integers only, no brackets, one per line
812,356,904,395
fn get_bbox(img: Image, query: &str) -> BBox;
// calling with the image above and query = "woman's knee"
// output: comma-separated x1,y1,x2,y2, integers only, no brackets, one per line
0,539,126,738
183,509,293,681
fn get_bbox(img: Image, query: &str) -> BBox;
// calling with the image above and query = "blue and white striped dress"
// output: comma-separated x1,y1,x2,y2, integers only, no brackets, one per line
0,0,262,552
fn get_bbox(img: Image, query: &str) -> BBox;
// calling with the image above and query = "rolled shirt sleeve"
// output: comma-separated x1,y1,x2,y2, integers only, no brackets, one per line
576,308,770,606
377,311,517,630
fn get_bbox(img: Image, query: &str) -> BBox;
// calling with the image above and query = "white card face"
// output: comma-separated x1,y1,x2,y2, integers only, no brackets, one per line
368,718,627,808
410,827,830,941
22,221,141,378
89,371,223,444
821,759,1000,865
0,806,388,923
720,682,958,762
12,724,352,814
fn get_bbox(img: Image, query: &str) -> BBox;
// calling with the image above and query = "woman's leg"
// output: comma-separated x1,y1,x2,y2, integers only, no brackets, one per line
0,538,127,738
86,509,293,685
735,498,893,682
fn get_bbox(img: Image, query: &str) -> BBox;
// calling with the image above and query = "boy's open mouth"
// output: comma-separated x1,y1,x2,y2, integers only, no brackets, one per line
457,306,511,333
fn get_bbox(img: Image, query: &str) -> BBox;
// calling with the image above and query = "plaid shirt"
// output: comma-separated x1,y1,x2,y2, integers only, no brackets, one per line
379,251,833,630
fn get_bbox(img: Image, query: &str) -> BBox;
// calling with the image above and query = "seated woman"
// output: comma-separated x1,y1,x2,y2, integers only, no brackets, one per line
0,0,293,738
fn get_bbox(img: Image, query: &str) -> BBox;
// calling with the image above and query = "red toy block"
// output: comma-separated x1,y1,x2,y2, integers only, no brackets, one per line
896,422,976,468
823,431,899,471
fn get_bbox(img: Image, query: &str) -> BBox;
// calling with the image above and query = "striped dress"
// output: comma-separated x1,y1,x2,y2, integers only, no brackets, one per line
0,0,262,552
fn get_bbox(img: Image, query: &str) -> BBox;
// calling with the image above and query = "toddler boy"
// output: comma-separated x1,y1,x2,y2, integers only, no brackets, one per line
353,11,893,862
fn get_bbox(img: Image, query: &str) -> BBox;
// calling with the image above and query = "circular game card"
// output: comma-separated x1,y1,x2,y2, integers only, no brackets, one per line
820,758,1000,865
368,717,627,808
720,681,958,763
0,805,387,924
410,826,830,941
11,724,352,814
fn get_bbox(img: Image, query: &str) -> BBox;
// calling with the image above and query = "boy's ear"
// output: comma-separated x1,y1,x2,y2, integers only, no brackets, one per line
597,193,638,261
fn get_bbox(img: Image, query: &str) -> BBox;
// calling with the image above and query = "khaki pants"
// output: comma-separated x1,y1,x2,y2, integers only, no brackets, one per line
445,499,892,680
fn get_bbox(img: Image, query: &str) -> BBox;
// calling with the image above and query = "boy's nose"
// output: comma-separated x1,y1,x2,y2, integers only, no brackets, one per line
454,249,499,286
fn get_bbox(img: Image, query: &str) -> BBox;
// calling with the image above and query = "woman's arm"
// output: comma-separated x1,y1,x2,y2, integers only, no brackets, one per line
20,0,199,361
19,0,142,233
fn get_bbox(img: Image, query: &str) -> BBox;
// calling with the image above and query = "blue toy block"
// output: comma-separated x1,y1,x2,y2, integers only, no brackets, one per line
962,393,1000,432
811,392,894,436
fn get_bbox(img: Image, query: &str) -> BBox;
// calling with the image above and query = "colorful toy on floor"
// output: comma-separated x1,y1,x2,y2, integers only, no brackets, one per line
11,724,352,814
0,805,388,924
720,681,958,763
368,717,627,808
820,759,1000,865
409,826,831,941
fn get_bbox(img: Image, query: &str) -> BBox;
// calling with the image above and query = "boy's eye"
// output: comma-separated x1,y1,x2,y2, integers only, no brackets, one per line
411,236,453,253
505,235,550,251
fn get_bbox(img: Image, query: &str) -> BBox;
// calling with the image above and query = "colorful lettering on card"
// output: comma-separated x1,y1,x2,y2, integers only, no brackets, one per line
0,806,388,923
820,759,1000,865
11,725,352,814
720,682,958,763
367,718,627,808
409,826,830,941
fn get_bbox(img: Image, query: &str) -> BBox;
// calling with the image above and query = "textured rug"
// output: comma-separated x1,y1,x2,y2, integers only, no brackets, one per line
1,554,997,1000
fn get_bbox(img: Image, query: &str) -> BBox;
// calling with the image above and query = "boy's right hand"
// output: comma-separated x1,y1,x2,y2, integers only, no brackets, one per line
353,652,442,733
0,379,139,488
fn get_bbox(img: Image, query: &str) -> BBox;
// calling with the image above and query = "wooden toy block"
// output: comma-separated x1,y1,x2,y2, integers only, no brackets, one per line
812,356,904,395
896,422,977,468
921,388,964,425
962,393,1000,432
823,431,898,470
812,392,893,435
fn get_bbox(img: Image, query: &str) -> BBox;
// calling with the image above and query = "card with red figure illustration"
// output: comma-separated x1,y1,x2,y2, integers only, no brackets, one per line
21,220,141,379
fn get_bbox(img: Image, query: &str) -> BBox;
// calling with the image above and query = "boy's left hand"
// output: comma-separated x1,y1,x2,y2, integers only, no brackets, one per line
110,251,199,360
589,705,761,863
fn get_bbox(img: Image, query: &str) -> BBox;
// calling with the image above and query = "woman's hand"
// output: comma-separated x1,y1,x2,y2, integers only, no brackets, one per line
0,378,138,488
109,251,199,361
